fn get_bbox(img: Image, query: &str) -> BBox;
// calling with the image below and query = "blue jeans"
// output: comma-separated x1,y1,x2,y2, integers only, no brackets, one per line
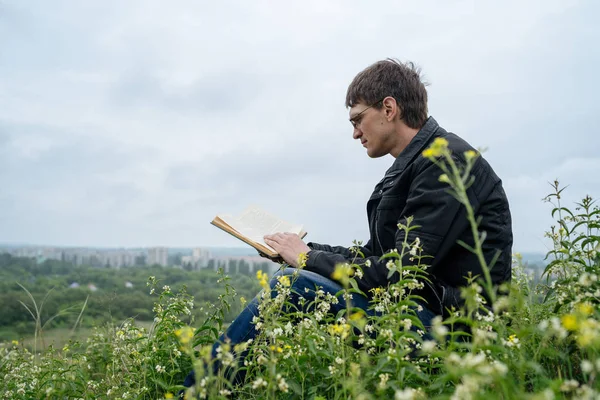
183,268,437,388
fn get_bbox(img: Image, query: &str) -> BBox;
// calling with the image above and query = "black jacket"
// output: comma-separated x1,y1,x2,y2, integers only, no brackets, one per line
305,117,512,316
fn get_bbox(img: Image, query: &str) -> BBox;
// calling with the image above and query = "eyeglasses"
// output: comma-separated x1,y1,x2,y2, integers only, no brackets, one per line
349,98,385,129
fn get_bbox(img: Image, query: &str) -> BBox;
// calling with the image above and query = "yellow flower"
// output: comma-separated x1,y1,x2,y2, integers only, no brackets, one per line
561,314,579,331
422,148,435,158
438,174,450,184
422,137,449,159
269,345,283,353
165,393,174,399
240,296,247,307
332,263,354,281
508,334,518,343
11,340,18,346
277,275,291,287
297,252,308,268
576,302,595,316
433,137,449,147
256,270,269,289
328,323,351,339
464,150,478,161
175,326,194,345
349,311,365,321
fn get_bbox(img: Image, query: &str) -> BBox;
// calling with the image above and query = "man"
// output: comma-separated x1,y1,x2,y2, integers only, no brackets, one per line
265,59,512,316
183,58,512,391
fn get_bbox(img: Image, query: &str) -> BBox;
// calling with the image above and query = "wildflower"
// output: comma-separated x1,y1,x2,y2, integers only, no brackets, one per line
581,360,594,374
297,252,308,268
438,174,450,184
422,137,449,159
464,150,478,161
576,302,594,316
332,263,354,282
175,326,194,345
560,379,579,392
165,393,174,399
432,316,448,339
561,314,578,331
365,259,372,267
395,388,421,400
155,364,165,373
379,373,390,389
256,270,269,289
252,377,267,389
328,323,351,339
506,334,520,348
421,340,436,353
11,340,18,346
277,275,291,287
386,260,395,270
277,374,289,393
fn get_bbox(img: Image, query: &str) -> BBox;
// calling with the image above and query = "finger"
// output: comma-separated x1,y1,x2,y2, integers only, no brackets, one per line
264,237,281,248
264,235,278,243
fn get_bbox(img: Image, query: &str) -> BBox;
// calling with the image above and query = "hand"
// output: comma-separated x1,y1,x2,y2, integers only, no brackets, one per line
263,232,310,268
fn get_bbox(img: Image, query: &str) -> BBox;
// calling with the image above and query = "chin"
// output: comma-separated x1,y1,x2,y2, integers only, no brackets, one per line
367,149,386,158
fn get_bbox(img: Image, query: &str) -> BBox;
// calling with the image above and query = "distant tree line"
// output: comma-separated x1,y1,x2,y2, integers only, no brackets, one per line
0,253,261,340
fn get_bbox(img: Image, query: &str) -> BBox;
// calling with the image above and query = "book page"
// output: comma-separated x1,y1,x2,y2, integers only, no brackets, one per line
218,205,304,251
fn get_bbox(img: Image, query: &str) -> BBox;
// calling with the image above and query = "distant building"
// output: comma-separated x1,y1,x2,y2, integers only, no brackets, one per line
192,248,211,268
147,247,168,266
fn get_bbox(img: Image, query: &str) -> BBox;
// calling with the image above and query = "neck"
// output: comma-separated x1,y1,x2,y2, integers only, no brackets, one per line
389,124,420,158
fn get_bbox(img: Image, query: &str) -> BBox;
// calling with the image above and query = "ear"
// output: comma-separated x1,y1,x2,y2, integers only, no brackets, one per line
382,96,400,122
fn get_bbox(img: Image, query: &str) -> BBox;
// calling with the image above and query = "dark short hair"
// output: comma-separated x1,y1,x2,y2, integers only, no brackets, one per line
346,59,429,129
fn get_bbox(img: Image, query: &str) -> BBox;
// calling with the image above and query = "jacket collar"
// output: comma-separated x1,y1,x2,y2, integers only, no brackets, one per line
384,116,439,178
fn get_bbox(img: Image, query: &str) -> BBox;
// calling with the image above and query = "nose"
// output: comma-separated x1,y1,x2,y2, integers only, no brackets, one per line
353,127,362,140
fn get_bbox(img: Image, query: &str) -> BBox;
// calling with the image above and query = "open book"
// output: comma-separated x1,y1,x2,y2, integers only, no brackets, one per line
211,205,307,258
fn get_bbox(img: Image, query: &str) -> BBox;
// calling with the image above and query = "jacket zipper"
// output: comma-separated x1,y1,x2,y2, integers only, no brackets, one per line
425,280,444,312
375,216,384,254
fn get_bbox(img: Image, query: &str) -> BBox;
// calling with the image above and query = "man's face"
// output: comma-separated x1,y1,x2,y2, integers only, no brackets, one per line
349,101,392,158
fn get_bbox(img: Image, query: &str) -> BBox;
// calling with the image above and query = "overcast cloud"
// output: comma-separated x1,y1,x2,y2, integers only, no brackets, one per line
0,0,598,253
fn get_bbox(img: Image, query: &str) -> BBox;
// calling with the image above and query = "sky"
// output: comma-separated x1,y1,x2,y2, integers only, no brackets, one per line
0,0,598,254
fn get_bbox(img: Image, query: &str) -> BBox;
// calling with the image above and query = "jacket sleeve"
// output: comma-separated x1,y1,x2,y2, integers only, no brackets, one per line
307,241,374,259
304,159,466,297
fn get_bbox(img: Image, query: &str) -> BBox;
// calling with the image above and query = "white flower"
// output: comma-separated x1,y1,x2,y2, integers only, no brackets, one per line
395,387,420,400
252,378,267,389
277,374,289,393
421,340,436,353
581,360,594,374
560,379,579,392
378,373,390,389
